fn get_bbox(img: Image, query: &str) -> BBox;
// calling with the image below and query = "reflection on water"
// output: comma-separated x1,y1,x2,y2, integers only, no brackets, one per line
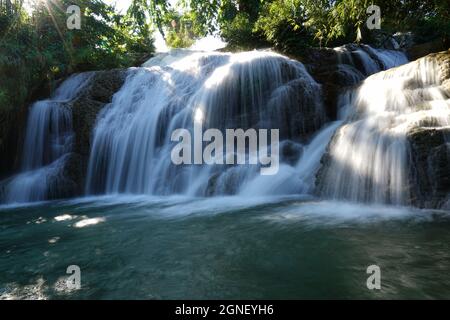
1,196,450,299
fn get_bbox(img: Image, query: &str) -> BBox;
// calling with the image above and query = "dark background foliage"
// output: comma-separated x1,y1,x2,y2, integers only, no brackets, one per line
1,0,449,115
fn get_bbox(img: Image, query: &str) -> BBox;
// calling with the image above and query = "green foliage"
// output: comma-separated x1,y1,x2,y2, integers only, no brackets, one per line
128,0,168,38
179,0,220,35
1,0,449,118
0,0,154,115
220,11,259,49
166,26,194,48
251,0,371,48
322,0,367,44
177,0,450,51
254,0,314,52
164,10,201,48
377,0,450,43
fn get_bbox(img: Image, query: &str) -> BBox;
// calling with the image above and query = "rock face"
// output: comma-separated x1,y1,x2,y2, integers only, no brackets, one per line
301,44,407,120
67,69,127,196
407,128,450,209
404,51,450,209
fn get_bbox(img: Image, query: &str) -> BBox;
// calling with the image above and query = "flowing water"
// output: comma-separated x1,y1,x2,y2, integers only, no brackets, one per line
319,54,450,205
1,196,450,299
1,48,449,299
1,47,413,203
1,73,93,204
86,50,327,196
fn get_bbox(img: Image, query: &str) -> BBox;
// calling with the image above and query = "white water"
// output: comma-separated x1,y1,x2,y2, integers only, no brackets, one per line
1,46,418,205
334,44,408,76
319,54,450,205
86,47,412,199
0,74,92,204
86,50,328,197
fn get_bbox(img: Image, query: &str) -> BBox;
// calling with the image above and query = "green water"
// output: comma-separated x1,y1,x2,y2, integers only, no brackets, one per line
1,195,450,299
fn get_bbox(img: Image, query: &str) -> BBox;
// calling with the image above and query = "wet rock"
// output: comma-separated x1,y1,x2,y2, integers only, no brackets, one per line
205,172,220,197
69,69,127,194
393,32,415,50
280,141,303,166
407,127,450,209
301,44,402,120
315,49,450,209
45,154,82,200
277,78,327,140
406,38,449,61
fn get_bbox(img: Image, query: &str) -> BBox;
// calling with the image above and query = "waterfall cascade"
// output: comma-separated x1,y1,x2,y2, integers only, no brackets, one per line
0,74,92,204
5,45,440,206
334,44,408,77
86,50,328,196
318,54,450,205
86,48,411,198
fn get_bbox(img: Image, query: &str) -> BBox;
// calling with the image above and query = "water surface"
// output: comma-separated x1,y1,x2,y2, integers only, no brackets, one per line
1,196,449,299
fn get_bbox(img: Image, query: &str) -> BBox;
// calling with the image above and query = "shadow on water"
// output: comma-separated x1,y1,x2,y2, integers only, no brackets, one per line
1,196,450,299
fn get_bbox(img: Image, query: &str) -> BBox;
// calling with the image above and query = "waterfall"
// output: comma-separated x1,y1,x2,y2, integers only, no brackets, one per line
85,47,413,199
334,44,408,77
86,50,328,196
317,54,450,205
0,73,92,204
1,46,419,205
238,121,343,196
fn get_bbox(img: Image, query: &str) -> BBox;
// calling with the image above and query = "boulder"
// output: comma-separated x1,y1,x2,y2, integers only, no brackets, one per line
407,127,450,209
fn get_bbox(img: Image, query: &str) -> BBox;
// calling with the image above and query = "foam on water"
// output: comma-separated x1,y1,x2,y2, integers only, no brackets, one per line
318,54,449,205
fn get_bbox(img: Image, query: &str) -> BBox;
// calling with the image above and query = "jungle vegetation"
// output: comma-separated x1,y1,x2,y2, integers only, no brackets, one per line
0,0,449,114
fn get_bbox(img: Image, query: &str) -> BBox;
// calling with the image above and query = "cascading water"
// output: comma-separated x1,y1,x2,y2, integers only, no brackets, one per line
86,50,328,197
0,46,415,205
0,73,92,204
2,43,450,301
334,44,408,77
318,54,450,205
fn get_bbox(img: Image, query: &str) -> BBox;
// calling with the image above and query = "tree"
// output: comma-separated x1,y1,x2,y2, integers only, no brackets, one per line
0,0,155,113
128,0,169,39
